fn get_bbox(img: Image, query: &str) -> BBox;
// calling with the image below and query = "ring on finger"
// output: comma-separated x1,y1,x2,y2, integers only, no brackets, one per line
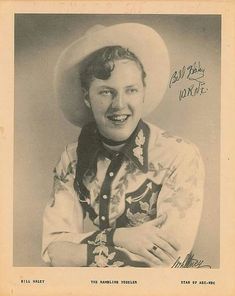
151,245,158,253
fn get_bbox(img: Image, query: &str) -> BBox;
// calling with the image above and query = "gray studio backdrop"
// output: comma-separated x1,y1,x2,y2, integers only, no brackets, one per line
14,14,220,267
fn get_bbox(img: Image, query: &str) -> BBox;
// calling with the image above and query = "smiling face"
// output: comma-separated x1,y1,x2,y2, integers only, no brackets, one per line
86,59,145,141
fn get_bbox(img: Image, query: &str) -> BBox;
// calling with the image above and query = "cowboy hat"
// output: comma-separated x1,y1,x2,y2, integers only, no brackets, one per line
55,23,170,126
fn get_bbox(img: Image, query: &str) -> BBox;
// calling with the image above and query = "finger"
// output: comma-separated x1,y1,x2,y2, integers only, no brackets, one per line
149,213,167,228
156,234,181,251
152,236,178,259
141,249,163,266
134,255,159,268
152,247,175,265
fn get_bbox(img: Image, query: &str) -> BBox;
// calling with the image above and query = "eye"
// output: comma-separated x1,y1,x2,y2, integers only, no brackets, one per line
99,89,113,96
126,88,138,94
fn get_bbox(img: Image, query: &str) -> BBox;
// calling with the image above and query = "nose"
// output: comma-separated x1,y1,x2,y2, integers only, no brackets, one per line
112,91,126,109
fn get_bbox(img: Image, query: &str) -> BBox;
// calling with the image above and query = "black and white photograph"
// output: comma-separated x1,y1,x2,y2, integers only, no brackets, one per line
14,13,220,269
2,0,235,294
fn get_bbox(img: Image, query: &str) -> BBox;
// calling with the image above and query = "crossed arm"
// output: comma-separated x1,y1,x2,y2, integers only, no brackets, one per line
42,144,204,267
47,214,179,267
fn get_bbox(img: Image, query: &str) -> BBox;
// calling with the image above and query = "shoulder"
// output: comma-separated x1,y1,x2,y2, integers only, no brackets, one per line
145,121,203,166
55,142,78,172
65,142,78,160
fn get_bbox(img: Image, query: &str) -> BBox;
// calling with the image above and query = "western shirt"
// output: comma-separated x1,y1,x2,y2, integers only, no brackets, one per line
42,120,205,267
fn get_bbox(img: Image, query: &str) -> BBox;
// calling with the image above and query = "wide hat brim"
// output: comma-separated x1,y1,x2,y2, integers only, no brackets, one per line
55,23,170,126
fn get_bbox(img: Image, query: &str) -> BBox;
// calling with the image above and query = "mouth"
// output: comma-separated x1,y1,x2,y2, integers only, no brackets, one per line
107,114,130,124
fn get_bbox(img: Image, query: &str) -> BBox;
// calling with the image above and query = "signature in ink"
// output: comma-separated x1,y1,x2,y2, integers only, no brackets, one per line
169,66,186,88
169,61,205,88
179,81,208,101
186,61,205,82
169,61,208,100
171,252,211,269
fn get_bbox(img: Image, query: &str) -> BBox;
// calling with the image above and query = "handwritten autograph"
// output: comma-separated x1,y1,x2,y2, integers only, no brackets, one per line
171,252,211,269
169,61,208,101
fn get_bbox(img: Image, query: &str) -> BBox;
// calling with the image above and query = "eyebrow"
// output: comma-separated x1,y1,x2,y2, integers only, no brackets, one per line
125,84,138,88
98,86,115,90
98,84,138,89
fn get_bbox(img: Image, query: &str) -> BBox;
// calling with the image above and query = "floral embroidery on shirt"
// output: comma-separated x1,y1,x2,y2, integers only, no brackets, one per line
111,162,138,214
164,190,196,218
84,169,97,184
53,178,65,194
54,160,76,184
88,177,101,202
164,171,180,192
117,161,142,187
126,208,151,226
140,193,157,216
161,131,183,143
161,131,193,145
87,230,124,267
110,194,121,214
111,160,145,215
148,162,174,178
50,160,77,206
126,187,158,226
133,129,145,165
125,161,137,174
123,179,162,227
126,181,153,204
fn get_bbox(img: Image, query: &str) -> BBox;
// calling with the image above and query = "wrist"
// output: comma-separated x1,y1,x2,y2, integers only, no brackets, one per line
113,227,127,248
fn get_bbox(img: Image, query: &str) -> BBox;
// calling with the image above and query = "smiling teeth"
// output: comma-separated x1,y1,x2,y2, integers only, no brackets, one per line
109,115,128,122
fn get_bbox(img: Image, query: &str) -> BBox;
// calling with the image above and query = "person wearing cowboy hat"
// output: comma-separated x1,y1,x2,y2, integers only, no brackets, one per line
42,23,205,267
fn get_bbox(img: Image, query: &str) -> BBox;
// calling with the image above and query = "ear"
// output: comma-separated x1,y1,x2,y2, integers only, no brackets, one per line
82,88,91,109
84,98,91,109
142,87,146,102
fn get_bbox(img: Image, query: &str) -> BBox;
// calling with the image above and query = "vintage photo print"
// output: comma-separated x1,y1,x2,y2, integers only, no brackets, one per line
1,1,235,296
14,13,220,269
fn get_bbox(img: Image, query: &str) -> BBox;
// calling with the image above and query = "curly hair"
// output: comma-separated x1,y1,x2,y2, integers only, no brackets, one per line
79,46,146,90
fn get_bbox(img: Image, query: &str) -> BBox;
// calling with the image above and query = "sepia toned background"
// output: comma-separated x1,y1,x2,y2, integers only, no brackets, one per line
14,14,220,267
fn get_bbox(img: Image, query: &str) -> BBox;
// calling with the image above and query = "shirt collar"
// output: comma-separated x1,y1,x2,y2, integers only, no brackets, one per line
78,119,150,173
121,119,150,173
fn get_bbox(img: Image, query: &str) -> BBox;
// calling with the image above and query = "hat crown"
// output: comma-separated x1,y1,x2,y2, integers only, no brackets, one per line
85,24,106,36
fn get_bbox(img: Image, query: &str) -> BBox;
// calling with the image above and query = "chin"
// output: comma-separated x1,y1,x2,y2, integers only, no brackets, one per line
110,134,129,142
106,128,134,142
98,118,139,142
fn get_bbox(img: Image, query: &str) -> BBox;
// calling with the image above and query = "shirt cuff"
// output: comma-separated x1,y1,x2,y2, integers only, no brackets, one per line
80,228,116,246
81,228,149,267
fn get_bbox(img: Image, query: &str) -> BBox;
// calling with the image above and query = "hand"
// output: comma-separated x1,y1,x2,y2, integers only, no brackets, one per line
113,213,180,267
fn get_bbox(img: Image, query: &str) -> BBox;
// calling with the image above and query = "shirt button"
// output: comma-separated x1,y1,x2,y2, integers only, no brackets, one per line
101,216,106,221
103,195,108,199
109,172,114,177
